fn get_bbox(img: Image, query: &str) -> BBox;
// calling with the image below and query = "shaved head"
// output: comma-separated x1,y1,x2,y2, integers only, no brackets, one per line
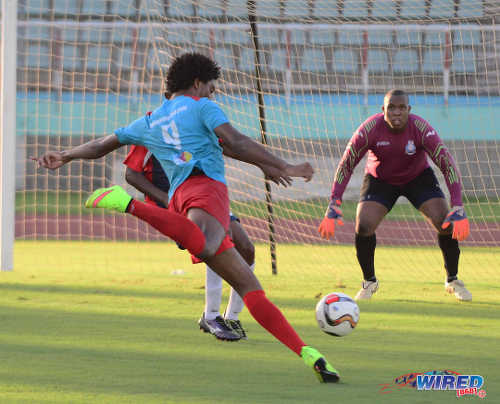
384,89,409,104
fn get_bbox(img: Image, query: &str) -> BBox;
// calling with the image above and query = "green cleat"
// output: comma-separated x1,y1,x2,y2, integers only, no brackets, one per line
85,185,132,213
301,346,340,383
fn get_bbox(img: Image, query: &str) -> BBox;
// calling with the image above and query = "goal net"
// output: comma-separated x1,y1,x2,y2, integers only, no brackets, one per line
16,0,500,278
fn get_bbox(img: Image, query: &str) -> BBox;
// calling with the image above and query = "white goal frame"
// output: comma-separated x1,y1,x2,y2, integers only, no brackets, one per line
0,0,17,271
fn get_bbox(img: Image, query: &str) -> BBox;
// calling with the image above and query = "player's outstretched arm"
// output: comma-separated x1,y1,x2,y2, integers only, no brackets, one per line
125,167,170,207
216,123,313,183
222,144,293,186
33,134,123,169
422,129,469,241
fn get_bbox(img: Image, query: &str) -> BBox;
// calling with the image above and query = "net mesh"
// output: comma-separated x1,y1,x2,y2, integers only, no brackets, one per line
16,0,500,275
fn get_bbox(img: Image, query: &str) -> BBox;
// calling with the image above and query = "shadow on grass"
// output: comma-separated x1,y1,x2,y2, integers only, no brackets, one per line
1,282,499,322
0,282,205,300
358,299,500,318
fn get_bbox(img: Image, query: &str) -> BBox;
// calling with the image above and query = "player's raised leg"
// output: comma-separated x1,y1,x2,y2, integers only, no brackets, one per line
85,185,207,257
419,197,472,301
354,200,387,300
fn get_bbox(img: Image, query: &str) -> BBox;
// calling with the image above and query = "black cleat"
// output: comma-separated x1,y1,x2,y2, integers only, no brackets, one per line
226,319,248,340
314,358,340,383
198,313,241,341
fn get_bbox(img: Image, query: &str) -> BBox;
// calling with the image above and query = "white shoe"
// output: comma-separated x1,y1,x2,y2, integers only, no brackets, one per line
445,279,472,301
354,280,379,300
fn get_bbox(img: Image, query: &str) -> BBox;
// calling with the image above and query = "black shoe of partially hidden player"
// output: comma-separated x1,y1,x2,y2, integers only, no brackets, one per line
226,319,248,340
198,313,241,341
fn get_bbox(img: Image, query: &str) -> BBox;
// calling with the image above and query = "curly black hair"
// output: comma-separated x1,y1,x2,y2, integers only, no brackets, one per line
166,52,221,94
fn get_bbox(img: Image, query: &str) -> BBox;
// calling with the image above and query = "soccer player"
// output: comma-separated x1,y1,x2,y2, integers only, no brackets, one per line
318,89,472,302
34,52,339,382
123,144,254,341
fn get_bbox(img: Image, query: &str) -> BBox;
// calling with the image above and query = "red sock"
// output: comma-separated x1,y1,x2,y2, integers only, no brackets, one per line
127,200,205,256
243,290,306,356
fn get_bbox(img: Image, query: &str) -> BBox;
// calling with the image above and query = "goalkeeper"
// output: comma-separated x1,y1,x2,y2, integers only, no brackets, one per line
318,89,471,301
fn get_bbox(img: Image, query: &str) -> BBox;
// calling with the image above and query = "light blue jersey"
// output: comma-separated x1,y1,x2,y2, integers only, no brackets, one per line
115,95,229,200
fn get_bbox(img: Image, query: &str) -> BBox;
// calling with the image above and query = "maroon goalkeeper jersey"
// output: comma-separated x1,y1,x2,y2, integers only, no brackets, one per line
331,113,463,206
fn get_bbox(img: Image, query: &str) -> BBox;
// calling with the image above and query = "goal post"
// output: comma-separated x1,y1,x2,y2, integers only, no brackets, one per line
15,0,500,279
1,0,17,271
247,0,278,274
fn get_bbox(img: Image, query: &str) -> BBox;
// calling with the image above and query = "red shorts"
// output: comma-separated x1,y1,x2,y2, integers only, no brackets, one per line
168,174,234,263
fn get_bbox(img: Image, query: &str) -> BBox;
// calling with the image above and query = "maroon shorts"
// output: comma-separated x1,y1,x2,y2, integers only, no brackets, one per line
168,174,234,262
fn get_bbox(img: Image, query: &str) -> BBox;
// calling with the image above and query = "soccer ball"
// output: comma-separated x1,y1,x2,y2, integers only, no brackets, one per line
315,292,360,337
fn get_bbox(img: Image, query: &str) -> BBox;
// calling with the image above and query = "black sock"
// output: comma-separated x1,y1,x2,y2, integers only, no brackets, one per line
355,233,377,281
438,234,460,282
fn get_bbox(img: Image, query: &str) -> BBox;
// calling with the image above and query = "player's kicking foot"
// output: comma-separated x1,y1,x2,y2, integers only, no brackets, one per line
85,185,132,213
198,313,241,341
445,279,472,301
354,279,379,300
225,319,248,340
301,346,339,383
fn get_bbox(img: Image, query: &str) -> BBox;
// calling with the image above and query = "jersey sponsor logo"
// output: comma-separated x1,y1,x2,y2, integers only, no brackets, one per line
405,140,416,155
376,141,390,147
172,151,192,165
180,151,192,162
426,130,437,137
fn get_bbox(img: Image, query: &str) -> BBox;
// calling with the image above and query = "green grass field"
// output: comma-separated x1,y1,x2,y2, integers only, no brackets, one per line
1,241,499,403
